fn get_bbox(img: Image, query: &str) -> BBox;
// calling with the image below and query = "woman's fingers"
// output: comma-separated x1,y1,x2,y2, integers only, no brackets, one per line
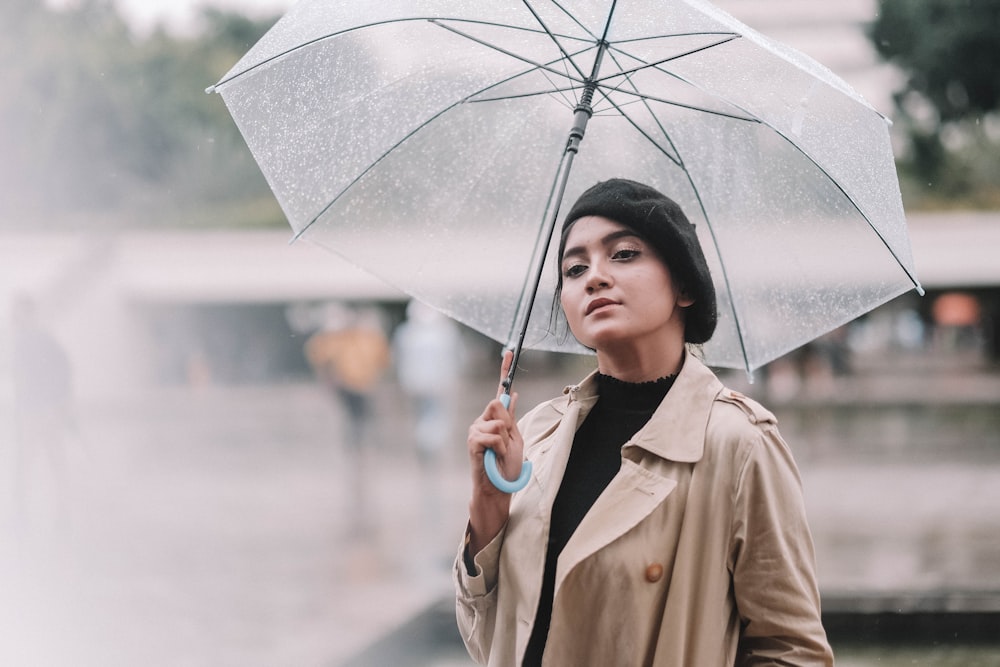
470,400,515,449
469,418,509,457
496,349,514,399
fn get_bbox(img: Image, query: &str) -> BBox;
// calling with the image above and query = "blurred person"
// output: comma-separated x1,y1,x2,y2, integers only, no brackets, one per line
393,300,465,566
456,179,832,666
306,303,392,447
932,291,982,353
9,295,74,529
393,300,465,465
305,303,390,535
894,307,928,351
795,327,851,398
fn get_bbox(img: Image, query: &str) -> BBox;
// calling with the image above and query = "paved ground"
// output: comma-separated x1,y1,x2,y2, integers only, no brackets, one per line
2,354,999,666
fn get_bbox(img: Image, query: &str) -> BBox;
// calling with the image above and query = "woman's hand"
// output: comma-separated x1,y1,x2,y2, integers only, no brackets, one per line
466,350,524,554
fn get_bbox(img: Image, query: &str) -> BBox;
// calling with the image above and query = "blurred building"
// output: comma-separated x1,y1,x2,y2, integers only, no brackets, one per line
0,211,996,401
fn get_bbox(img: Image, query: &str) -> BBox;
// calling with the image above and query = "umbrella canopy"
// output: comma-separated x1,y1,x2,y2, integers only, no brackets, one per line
210,0,923,376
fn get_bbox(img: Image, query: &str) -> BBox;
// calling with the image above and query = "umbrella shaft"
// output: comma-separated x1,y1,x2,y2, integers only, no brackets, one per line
503,42,609,398
502,148,579,398
502,94,598,399
567,106,590,153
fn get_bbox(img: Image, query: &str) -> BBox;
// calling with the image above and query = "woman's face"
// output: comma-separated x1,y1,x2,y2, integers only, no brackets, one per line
559,215,692,354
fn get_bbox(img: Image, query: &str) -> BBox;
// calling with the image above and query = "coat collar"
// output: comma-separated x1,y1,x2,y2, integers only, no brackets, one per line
560,351,724,463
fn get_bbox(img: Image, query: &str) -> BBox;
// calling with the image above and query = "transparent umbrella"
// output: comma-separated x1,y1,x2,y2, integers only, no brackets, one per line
209,0,923,490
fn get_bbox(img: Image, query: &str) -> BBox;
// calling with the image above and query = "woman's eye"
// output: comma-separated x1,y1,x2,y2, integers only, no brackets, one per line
563,264,587,278
612,248,640,261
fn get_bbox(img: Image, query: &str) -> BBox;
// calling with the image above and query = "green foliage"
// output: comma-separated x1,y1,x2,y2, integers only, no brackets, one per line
870,0,1000,207
0,1,281,229
872,0,1000,122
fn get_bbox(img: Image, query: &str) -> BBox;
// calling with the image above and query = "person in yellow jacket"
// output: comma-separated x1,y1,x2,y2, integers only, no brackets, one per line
306,304,390,535
456,179,833,666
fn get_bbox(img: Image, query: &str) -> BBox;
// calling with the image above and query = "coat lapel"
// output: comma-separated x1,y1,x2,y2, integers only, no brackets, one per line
555,458,677,592
552,354,724,594
525,403,581,515
629,354,723,462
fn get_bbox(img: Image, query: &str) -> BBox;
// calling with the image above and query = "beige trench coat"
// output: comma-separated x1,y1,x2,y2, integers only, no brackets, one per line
454,354,833,666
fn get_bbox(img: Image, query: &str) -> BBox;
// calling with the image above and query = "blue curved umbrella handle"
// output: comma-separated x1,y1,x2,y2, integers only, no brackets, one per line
484,449,532,494
482,392,532,493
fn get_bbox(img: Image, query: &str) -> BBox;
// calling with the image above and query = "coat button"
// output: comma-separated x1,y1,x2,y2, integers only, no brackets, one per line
645,563,664,583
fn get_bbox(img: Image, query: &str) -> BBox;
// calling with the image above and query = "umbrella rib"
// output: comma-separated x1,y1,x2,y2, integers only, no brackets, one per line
544,53,587,111
598,34,740,85
616,36,924,297
598,85,758,123
591,44,755,122
424,27,749,121
485,58,582,110
765,129,926,295
591,37,759,122
603,65,922,368
518,0,619,87
596,59,754,372
291,59,584,241
428,19,589,87
291,106,454,241
428,19,606,111
468,84,582,106
594,92,680,170
546,0,602,42
212,17,580,90
520,0,588,80
613,30,741,46
608,45,883,234
615,103,754,371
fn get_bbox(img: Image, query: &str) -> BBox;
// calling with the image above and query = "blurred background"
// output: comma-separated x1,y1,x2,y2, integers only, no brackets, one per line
1,0,998,665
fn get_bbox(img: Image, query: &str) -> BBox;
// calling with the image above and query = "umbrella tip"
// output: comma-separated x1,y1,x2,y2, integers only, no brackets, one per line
205,84,216,94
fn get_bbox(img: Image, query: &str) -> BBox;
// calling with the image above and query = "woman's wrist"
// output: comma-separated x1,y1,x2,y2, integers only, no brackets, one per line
468,495,510,554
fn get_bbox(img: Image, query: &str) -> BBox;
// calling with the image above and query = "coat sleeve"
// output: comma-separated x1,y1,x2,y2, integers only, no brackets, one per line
454,525,505,664
729,425,834,666
452,397,563,664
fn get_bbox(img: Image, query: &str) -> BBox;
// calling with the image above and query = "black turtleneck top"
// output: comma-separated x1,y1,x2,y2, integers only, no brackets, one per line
522,372,676,666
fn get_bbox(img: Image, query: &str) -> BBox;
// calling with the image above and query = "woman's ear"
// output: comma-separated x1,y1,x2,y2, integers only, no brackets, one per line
678,287,695,308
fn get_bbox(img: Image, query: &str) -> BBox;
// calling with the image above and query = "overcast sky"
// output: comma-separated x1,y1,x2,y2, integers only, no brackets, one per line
46,0,293,34
125,0,292,32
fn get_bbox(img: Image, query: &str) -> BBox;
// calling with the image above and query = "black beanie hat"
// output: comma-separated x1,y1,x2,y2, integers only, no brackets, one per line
559,178,718,344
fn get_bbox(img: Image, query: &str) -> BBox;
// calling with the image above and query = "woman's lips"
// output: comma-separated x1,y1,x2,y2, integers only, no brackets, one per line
586,298,618,315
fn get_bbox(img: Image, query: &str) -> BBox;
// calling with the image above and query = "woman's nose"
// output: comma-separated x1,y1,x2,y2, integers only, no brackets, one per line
585,259,612,291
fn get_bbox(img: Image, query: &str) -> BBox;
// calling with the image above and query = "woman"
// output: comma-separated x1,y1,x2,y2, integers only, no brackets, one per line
455,178,834,666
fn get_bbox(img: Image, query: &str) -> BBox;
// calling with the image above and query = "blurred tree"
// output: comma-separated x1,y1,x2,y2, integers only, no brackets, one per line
870,0,1000,207
130,9,283,226
0,1,281,229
